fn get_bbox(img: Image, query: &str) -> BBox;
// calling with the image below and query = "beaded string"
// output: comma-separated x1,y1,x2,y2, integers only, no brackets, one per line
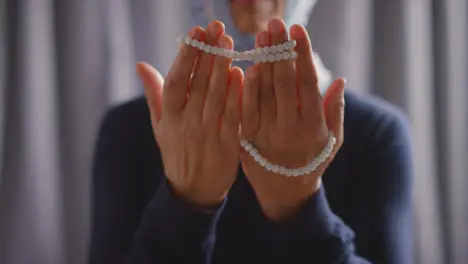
240,133,336,177
178,35,335,177
178,35,298,62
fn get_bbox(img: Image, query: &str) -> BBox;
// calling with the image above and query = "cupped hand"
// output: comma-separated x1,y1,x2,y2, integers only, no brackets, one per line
136,21,243,207
240,18,346,221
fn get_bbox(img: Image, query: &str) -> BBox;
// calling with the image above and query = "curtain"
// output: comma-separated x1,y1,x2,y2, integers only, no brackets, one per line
1,0,6,185
0,0,466,263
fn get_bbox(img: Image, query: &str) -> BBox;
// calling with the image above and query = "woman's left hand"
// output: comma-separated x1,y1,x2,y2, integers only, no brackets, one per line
240,18,346,222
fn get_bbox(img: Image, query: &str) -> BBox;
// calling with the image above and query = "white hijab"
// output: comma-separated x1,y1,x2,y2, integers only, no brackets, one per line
186,0,332,93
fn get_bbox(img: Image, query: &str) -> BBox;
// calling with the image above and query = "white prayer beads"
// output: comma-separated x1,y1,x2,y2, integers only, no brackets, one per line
240,133,336,177
178,35,298,62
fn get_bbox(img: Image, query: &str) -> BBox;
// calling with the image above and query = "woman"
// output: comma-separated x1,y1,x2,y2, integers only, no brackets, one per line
89,0,413,263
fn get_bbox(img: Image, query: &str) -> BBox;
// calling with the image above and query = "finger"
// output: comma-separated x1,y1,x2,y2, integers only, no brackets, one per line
323,78,346,153
257,31,276,126
203,34,233,125
163,27,204,114
186,20,225,117
242,65,261,140
221,66,243,138
136,62,164,124
269,18,297,124
290,24,323,123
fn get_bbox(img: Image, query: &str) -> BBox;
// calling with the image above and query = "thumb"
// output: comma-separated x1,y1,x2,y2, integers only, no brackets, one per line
136,62,164,123
323,78,346,151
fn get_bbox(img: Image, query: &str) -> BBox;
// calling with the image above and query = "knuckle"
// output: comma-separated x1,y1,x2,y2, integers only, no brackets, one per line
337,97,346,109
185,114,201,130
165,77,182,90
242,110,258,126
281,120,300,134
224,110,239,127
261,87,275,100
206,88,225,112
241,110,259,138
301,75,319,89
188,91,204,105
275,75,293,90
332,98,345,120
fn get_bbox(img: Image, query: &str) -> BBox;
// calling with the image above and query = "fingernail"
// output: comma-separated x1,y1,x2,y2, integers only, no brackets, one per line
290,25,305,39
189,27,198,38
219,36,230,49
207,22,219,36
136,62,144,74
339,80,346,106
268,18,284,34
340,79,346,95
136,62,148,80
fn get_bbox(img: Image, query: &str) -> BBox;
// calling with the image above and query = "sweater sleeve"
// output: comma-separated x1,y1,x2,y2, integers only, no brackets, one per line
89,104,223,264
253,187,371,264
128,179,225,264
346,105,414,264
243,97,413,264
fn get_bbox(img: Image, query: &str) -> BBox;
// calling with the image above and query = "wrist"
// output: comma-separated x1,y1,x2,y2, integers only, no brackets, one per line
257,178,322,222
168,180,227,211
261,203,304,222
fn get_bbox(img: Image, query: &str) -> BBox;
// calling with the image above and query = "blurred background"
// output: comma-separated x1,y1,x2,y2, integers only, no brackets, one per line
0,0,467,263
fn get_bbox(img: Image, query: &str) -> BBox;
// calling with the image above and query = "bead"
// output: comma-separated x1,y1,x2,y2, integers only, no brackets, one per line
267,45,276,53
211,47,223,56
278,43,286,52
230,51,238,60
207,46,214,55
245,51,254,61
223,50,232,58
197,41,205,49
271,164,279,173
267,54,275,62
291,51,298,59
178,35,299,63
250,148,258,156
257,54,265,63
291,40,297,48
183,36,191,45
239,133,336,177
275,53,282,61
255,48,263,56
240,51,247,60
279,167,287,175
190,39,198,47
250,50,257,56
274,44,280,52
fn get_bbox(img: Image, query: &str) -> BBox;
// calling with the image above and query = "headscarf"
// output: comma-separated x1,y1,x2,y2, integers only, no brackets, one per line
186,0,332,92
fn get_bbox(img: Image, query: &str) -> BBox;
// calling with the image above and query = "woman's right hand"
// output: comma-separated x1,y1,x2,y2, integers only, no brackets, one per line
136,21,242,207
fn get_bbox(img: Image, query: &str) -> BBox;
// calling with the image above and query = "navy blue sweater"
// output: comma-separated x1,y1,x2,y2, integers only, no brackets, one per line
89,91,413,264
